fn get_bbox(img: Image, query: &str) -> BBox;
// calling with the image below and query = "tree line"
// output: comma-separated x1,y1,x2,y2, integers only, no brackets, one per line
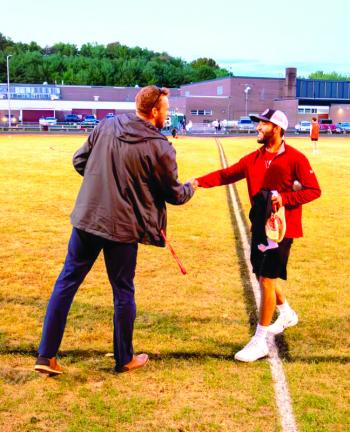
1,34,349,87
0,33,229,87
307,71,350,81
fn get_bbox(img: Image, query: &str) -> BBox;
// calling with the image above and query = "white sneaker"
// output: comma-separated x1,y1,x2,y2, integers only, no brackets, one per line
268,311,299,335
234,336,269,362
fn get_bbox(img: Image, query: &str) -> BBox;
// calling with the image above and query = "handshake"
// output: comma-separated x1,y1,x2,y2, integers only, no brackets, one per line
188,178,199,190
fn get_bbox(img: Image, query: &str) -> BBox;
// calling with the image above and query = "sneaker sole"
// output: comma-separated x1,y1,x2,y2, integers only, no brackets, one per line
268,316,299,335
34,365,63,375
234,351,269,362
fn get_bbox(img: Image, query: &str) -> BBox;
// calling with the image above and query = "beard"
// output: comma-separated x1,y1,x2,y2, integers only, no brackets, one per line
257,129,275,145
155,117,166,129
257,136,267,145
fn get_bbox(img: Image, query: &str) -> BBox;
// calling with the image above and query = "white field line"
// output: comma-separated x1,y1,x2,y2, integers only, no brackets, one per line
216,139,298,432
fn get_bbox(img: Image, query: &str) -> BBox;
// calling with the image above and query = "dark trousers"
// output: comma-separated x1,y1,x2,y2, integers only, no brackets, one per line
38,227,138,370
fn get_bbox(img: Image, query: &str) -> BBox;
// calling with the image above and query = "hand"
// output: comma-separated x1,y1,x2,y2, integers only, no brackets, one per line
271,193,282,209
188,178,199,190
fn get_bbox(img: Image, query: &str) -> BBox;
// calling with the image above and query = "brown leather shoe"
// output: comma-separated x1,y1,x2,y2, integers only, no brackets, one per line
34,356,63,376
118,354,149,373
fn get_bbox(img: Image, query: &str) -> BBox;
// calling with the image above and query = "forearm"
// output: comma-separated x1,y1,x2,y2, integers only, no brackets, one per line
157,148,195,205
165,181,194,205
281,186,321,207
196,162,245,188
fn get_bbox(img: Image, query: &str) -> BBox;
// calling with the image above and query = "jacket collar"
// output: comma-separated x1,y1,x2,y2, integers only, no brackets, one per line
258,140,286,156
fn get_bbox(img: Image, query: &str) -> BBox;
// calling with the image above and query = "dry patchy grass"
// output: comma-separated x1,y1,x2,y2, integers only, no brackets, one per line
1,133,349,431
0,134,278,432
221,135,350,432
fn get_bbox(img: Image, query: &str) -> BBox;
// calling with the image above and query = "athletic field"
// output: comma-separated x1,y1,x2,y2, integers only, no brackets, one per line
0,134,349,431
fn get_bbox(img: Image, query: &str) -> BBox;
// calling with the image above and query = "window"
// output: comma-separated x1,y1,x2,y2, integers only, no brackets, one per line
190,109,213,116
217,86,223,96
298,106,329,115
7,84,61,100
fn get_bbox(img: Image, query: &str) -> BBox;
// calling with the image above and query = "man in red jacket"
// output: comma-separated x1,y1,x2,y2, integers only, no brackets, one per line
195,109,321,362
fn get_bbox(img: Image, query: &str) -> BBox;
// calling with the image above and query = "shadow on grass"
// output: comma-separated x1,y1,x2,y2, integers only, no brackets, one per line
1,343,348,365
219,144,292,362
287,355,350,364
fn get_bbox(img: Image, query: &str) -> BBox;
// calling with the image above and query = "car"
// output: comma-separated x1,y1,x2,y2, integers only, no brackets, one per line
0,114,18,126
238,117,255,131
64,114,81,123
318,118,342,134
39,116,57,126
294,120,311,133
336,122,350,133
81,115,99,126
105,113,115,119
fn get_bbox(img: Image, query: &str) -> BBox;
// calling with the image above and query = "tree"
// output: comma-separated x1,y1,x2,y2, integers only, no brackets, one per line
10,51,45,83
308,71,350,81
193,65,217,81
0,37,230,86
51,43,78,57
191,57,219,69
80,43,106,59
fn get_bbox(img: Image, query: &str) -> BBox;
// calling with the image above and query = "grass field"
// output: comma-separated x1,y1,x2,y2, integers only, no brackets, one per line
0,133,349,431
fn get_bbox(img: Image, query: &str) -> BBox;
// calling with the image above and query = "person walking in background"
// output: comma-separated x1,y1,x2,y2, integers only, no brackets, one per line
171,127,178,138
34,86,195,376
310,117,320,153
194,109,321,362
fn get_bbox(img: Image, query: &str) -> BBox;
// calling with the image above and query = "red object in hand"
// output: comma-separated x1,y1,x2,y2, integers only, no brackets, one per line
160,229,187,275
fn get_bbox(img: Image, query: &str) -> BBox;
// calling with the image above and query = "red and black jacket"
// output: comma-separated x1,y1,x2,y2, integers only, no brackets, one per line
196,142,321,238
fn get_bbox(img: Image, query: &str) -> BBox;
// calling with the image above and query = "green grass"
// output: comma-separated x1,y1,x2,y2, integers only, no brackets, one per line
222,135,350,432
0,133,349,431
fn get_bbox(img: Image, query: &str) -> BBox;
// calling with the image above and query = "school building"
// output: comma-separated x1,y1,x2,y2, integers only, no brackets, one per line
1,67,350,128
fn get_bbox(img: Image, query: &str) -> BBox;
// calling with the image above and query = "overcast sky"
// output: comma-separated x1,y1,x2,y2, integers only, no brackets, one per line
2,0,349,78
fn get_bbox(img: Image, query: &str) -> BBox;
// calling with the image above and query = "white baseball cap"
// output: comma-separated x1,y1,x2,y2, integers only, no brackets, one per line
250,109,288,131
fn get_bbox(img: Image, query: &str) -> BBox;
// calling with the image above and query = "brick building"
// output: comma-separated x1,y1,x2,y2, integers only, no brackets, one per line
1,67,350,128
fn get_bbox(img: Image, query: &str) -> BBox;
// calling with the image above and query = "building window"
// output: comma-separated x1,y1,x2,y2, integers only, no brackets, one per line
190,109,213,116
185,91,190,97
298,106,329,115
0,84,62,100
217,86,223,96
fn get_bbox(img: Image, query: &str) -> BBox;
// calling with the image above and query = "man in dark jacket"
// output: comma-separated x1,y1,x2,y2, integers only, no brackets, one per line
35,86,195,375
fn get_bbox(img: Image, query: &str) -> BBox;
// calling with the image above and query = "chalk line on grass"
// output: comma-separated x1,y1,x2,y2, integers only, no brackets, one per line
216,138,298,432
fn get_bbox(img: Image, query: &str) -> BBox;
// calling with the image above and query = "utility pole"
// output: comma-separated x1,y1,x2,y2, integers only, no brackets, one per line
244,84,251,116
6,55,13,129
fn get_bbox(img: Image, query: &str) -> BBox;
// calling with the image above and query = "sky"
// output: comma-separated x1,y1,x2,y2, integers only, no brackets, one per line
2,0,350,78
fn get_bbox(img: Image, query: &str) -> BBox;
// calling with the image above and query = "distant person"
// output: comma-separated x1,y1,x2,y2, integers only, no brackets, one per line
310,117,320,153
185,120,193,134
34,86,195,376
218,121,221,132
194,109,321,362
171,127,178,138
182,116,187,130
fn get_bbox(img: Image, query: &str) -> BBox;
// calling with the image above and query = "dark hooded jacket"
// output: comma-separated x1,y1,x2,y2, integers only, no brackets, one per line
70,113,194,246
